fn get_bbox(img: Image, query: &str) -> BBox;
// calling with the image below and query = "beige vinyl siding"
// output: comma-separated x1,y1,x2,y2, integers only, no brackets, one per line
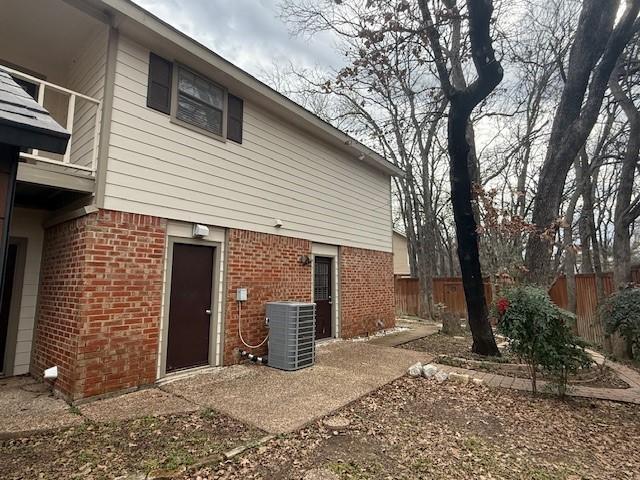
9,209,45,376
393,232,411,276
67,27,107,169
104,36,393,252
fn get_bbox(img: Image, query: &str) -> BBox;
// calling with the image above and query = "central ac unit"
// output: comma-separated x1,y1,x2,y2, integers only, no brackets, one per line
266,302,316,371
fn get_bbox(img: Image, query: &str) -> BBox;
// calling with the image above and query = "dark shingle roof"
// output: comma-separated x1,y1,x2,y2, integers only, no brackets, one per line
0,68,70,154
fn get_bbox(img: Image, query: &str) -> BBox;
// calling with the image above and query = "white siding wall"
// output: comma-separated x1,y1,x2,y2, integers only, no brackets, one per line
67,27,107,169
9,209,45,375
104,36,393,252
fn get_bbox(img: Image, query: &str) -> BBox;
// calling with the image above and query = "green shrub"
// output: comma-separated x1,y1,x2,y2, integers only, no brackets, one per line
493,285,591,395
599,286,640,359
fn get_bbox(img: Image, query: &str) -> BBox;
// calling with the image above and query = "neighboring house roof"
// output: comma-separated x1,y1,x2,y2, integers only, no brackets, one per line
0,68,70,153
393,229,407,238
81,0,404,177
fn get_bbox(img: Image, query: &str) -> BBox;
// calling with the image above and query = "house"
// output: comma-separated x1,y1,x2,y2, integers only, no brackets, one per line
392,230,412,277
0,0,402,401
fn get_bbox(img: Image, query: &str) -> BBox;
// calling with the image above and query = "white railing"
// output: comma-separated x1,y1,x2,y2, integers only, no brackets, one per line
2,64,101,175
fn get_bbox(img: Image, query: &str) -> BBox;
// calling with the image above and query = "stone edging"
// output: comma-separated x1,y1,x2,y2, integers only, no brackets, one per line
432,357,640,405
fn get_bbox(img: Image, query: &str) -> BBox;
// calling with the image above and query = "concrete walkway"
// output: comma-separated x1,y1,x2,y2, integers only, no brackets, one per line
0,338,433,437
0,376,82,437
160,341,432,433
434,353,640,405
369,320,439,347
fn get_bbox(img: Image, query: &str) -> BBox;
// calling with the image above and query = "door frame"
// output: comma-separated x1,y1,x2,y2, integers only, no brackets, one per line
311,244,339,340
1,237,27,376
159,237,222,377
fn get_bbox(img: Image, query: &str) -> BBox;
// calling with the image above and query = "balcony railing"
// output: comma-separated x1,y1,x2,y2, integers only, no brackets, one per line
2,64,101,176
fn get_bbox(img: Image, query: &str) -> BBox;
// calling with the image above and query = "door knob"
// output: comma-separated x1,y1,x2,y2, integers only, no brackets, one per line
205,309,212,315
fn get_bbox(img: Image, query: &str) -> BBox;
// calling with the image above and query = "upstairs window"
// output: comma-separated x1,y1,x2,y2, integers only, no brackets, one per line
147,53,244,143
175,66,225,137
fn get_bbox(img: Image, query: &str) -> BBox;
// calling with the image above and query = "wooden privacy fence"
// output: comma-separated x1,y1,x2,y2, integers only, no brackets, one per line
548,269,640,346
395,269,640,347
394,276,493,318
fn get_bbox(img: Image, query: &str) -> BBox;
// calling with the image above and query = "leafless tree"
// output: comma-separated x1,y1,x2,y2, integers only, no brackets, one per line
610,36,640,288
525,0,640,285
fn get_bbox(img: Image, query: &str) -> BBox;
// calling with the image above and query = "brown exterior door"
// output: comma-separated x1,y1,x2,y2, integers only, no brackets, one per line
314,256,332,340
166,243,215,373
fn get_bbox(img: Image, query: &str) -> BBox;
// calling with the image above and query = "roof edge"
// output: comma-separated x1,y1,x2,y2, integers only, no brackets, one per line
80,0,404,177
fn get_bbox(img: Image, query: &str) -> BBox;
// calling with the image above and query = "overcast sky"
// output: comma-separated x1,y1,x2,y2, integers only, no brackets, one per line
132,0,342,82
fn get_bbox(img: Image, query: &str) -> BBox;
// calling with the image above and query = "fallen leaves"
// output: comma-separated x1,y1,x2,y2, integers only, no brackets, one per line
187,378,640,480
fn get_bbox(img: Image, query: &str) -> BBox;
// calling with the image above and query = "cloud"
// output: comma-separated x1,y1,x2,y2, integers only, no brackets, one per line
132,0,343,81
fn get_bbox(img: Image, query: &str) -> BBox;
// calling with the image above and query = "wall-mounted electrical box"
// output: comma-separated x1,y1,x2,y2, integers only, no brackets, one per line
236,288,248,302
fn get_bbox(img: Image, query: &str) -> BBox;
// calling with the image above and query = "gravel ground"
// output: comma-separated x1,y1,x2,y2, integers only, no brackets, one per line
187,377,640,480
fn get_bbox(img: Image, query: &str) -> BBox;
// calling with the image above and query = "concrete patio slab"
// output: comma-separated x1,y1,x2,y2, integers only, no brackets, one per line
161,341,432,434
0,376,82,437
80,387,198,423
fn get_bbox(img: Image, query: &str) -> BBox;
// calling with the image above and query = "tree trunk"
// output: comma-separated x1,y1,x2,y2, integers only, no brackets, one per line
525,0,640,284
418,0,503,356
448,100,500,356
609,59,640,358
610,63,640,288
579,155,606,301
563,177,581,316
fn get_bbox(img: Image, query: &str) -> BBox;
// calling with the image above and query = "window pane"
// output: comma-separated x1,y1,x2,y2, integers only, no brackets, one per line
178,68,223,109
177,93,223,135
178,68,196,97
194,76,224,108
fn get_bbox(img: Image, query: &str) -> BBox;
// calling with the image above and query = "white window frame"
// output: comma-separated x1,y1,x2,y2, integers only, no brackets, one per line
170,63,228,142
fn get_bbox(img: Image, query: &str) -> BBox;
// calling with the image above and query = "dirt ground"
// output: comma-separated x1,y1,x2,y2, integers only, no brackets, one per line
399,332,482,359
188,377,640,480
0,409,263,480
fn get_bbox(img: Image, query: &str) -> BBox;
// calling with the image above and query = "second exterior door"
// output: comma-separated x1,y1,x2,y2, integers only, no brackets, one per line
314,256,333,340
166,243,215,373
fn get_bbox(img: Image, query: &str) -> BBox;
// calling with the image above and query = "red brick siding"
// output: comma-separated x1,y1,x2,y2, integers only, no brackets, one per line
224,229,312,364
31,210,166,400
339,246,395,338
31,215,91,395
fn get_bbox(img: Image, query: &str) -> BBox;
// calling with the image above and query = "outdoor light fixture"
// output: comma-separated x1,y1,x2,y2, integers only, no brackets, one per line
298,255,312,266
192,223,209,238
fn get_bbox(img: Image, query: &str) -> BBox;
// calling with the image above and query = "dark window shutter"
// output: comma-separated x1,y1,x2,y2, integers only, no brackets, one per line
147,53,172,114
227,94,243,143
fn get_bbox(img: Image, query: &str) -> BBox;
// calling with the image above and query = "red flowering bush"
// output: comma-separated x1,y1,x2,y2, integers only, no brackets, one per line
497,298,510,315
492,286,590,395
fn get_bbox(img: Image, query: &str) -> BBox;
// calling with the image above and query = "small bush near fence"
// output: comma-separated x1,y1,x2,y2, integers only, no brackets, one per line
600,286,640,360
494,286,591,396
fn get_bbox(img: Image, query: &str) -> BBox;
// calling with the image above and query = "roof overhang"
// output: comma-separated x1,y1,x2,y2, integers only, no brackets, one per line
71,0,404,177
0,69,70,153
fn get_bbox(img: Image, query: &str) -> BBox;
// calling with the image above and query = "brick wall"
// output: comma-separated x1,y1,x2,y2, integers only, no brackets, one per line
339,246,395,338
32,218,393,397
31,215,91,395
224,229,312,364
31,210,166,400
